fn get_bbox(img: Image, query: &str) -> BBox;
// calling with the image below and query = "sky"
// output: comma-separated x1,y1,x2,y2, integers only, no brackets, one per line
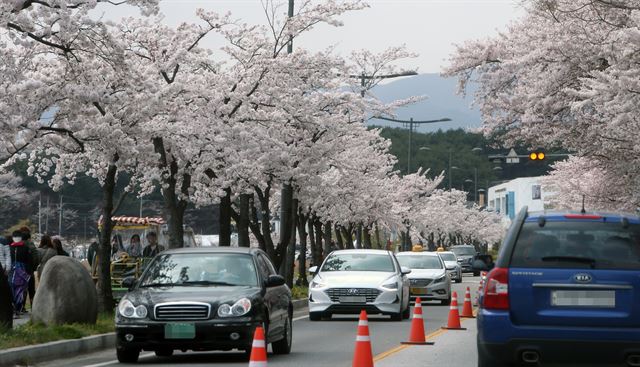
98,0,525,73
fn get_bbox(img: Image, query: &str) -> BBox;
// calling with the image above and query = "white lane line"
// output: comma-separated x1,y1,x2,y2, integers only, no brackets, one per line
83,352,154,367
81,313,310,367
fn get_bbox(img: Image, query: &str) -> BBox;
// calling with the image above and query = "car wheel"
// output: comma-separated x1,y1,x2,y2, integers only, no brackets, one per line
272,313,292,355
309,311,322,321
402,303,411,319
117,348,140,363
455,278,462,284
155,349,173,357
441,296,451,306
473,271,480,277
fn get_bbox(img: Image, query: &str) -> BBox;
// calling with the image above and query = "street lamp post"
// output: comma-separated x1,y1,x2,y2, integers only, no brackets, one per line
376,116,452,174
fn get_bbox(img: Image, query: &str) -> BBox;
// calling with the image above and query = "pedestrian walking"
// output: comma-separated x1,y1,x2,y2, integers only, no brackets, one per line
0,236,11,277
52,237,69,257
19,227,38,313
37,235,57,277
9,230,32,318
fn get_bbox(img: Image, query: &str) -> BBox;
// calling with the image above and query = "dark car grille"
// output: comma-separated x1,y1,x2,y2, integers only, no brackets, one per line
410,279,433,287
325,288,381,303
154,303,210,321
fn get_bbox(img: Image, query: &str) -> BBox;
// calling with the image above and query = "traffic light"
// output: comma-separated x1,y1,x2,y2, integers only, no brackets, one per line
529,151,545,160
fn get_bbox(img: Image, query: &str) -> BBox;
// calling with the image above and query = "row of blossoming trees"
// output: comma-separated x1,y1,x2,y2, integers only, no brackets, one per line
1,0,503,310
445,0,640,212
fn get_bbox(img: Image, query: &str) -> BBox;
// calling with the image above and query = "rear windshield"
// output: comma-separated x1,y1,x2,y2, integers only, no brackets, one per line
451,247,475,256
439,253,457,262
510,221,640,270
397,255,443,269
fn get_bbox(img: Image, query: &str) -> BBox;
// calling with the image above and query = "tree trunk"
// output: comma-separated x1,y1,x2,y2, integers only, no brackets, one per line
279,183,293,260
96,157,117,313
307,215,317,266
363,226,372,249
237,193,250,247
247,193,266,251
219,188,232,247
334,224,344,249
313,219,323,263
281,197,297,289
341,224,354,249
153,137,186,248
356,224,363,248
296,210,308,287
323,221,332,258
255,186,276,264
374,224,381,249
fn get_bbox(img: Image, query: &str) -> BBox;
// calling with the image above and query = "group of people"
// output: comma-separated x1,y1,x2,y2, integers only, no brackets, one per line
109,231,165,261
0,227,69,318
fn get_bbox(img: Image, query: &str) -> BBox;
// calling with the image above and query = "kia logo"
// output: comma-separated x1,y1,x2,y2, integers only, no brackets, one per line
574,273,592,283
347,288,359,295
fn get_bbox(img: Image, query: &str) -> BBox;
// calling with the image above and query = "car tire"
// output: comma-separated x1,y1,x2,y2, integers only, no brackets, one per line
402,304,411,319
272,313,292,355
309,311,322,321
473,271,480,277
441,296,451,306
155,349,173,357
117,348,140,363
455,278,462,284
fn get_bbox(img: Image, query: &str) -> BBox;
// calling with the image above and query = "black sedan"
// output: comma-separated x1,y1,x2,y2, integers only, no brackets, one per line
115,247,292,363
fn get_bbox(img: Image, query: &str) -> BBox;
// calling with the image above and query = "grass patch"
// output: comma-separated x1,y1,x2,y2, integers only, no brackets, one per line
291,285,308,300
0,313,115,350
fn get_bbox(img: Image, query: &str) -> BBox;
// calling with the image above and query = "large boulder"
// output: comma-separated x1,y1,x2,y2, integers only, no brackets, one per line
0,266,12,329
31,256,98,325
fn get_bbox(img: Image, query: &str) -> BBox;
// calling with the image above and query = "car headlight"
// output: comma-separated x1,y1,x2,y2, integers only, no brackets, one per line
118,299,148,319
381,279,399,290
310,279,326,289
218,298,252,317
433,275,447,284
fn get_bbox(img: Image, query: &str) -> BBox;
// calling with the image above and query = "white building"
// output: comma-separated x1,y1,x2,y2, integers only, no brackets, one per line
487,176,552,222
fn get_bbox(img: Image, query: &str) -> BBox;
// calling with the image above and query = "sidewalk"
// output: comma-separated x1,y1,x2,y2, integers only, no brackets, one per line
377,317,478,367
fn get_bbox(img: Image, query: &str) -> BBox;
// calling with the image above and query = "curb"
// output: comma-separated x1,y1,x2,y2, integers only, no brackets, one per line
0,299,308,366
0,332,116,366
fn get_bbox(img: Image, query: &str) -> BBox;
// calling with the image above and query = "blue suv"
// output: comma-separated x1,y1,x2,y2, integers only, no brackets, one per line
476,208,640,367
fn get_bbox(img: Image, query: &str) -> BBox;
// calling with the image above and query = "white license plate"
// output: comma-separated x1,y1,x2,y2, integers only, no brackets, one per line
339,296,366,303
551,290,615,308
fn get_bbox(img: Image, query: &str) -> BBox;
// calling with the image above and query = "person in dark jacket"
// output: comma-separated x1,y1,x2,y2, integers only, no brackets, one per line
19,227,38,314
87,240,99,267
142,232,164,258
9,230,32,318
37,235,57,276
52,238,69,257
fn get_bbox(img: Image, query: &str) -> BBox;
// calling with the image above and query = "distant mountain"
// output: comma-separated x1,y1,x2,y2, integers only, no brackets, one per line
368,73,480,133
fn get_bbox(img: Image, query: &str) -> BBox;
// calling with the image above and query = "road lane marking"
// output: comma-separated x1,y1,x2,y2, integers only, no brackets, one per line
83,352,154,367
372,328,446,362
79,315,311,367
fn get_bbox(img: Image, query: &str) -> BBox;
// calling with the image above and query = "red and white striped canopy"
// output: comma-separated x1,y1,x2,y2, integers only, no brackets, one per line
98,216,166,226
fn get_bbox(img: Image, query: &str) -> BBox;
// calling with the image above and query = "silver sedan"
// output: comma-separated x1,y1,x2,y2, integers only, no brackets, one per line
307,249,411,321
437,251,463,283
396,251,452,305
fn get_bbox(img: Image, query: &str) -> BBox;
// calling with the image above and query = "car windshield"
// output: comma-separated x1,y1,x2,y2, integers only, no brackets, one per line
139,253,258,287
451,247,475,256
321,253,394,272
439,253,457,262
397,255,443,269
510,221,640,270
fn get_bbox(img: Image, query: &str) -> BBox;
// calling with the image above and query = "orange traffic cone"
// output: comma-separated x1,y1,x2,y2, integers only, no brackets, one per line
401,297,435,345
460,287,475,318
249,326,267,367
442,291,467,330
352,310,374,367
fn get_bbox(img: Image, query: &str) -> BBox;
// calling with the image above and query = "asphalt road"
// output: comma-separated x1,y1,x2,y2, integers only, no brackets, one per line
36,276,481,367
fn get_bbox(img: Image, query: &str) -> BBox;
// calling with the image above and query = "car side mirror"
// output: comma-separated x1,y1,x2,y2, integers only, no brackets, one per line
122,276,137,290
308,266,318,274
265,274,285,288
400,266,412,275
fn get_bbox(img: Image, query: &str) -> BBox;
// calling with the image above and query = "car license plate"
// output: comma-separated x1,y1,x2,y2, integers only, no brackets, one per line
410,287,427,295
551,290,615,308
339,296,366,303
164,323,196,339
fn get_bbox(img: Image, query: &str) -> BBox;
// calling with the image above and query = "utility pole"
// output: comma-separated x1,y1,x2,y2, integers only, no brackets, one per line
45,196,50,233
376,116,452,175
38,192,42,234
139,197,143,217
448,149,452,190
58,194,63,236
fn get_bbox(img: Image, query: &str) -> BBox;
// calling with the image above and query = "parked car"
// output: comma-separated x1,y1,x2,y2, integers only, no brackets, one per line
396,251,452,305
476,208,640,367
307,249,411,321
450,244,480,276
115,247,292,363
437,251,462,283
